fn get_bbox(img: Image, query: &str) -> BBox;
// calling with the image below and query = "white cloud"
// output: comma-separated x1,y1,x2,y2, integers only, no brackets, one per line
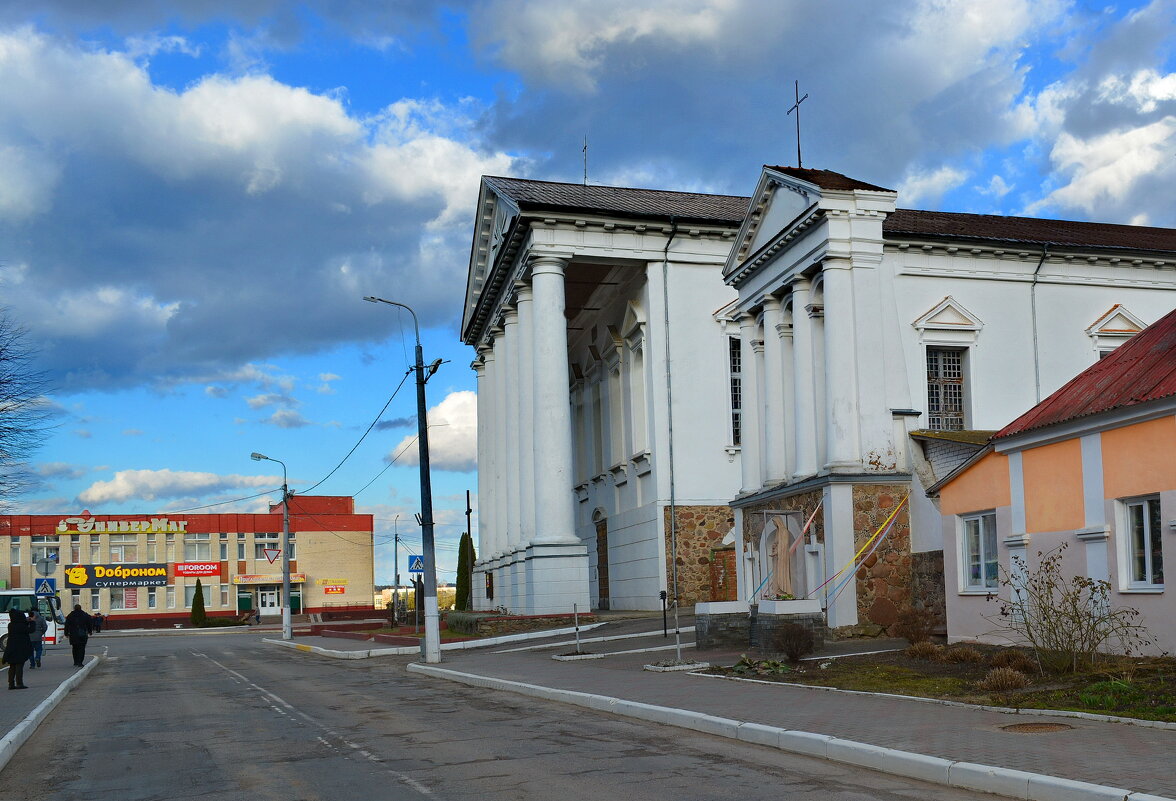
265,408,312,428
78,469,274,504
1029,116,1176,218
897,166,969,207
390,390,476,472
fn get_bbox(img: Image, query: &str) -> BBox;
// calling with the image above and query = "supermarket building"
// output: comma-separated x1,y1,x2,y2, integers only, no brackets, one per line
0,495,374,627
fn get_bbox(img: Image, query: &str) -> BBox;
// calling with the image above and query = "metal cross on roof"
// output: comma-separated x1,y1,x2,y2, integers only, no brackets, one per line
787,80,809,169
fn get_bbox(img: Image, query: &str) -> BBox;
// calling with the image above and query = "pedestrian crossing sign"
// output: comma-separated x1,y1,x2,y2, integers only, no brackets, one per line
407,555,424,573
35,578,56,595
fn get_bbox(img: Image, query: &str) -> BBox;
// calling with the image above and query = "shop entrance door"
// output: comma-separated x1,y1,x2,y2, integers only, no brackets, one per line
258,587,280,615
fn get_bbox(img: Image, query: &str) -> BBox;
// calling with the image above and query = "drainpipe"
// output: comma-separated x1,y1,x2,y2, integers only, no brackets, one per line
661,217,682,661
1030,244,1050,403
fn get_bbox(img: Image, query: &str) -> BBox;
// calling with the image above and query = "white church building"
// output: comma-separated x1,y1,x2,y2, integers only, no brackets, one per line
462,167,1176,628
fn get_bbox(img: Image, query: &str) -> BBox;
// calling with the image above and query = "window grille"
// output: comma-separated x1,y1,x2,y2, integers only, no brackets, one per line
927,348,965,430
729,336,742,445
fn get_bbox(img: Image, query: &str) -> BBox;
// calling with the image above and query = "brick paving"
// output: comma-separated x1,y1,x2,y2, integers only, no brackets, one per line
398,615,1176,800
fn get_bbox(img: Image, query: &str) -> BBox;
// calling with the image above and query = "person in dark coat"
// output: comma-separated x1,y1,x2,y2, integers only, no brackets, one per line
27,609,47,669
64,605,93,667
4,610,32,689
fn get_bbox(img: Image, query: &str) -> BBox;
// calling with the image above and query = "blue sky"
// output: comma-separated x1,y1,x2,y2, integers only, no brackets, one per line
1,0,1174,584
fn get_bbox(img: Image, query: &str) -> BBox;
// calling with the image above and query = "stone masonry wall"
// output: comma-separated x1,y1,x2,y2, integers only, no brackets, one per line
849,484,913,637
911,550,947,633
663,505,735,605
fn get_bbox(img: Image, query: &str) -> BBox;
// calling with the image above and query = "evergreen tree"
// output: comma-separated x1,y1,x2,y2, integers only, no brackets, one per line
190,578,207,626
456,532,472,611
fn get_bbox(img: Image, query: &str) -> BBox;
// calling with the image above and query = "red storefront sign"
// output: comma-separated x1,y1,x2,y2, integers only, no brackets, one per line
323,586,346,595
174,562,221,577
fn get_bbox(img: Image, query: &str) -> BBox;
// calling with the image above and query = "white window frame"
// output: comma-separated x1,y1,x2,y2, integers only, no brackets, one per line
184,582,212,608
959,511,999,592
147,587,157,610
184,533,212,561
166,586,176,609
109,534,138,563
110,587,127,610
254,533,294,560
1119,496,1164,592
727,335,742,447
89,589,101,612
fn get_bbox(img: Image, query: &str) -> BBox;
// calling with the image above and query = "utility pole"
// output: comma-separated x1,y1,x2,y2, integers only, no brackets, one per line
392,514,400,627
364,295,442,663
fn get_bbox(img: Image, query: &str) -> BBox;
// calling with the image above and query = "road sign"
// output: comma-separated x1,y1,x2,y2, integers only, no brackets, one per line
262,548,281,564
35,558,56,576
34,578,56,595
407,555,424,573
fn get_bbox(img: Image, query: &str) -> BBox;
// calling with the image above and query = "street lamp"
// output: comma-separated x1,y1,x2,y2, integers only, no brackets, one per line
251,451,293,641
363,295,441,663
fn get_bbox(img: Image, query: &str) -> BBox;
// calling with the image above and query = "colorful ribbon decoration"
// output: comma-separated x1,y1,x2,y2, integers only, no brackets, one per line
806,492,910,600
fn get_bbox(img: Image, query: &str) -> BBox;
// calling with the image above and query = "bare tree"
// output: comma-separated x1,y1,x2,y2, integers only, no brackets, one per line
0,308,52,510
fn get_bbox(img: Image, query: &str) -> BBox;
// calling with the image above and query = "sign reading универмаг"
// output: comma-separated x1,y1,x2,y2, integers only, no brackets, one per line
63,563,169,588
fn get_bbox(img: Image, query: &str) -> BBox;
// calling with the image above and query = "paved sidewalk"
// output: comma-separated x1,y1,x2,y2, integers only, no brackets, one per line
283,616,1175,801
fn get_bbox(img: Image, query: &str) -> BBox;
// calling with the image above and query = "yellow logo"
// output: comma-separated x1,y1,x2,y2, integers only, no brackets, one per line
64,566,89,586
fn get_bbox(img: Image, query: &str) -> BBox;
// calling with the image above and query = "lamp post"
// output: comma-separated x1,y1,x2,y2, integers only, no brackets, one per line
363,295,441,663
250,451,292,641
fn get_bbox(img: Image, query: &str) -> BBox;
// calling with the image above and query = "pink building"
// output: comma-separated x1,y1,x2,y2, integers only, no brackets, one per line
933,306,1176,653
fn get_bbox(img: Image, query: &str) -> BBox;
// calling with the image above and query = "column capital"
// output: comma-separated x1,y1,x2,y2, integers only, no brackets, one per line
761,296,783,314
821,256,853,271
471,358,486,374
503,305,519,326
790,277,812,293
529,253,570,277
737,311,759,329
514,280,534,303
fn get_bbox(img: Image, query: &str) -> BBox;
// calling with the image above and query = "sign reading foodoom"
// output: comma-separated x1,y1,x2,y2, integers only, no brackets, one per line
322,586,346,595
64,563,168,588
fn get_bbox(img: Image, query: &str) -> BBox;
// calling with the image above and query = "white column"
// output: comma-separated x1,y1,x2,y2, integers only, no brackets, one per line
822,259,861,470
514,283,537,547
778,304,796,481
738,312,763,492
478,345,499,559
502,306,522,552
790,280,818,478
490,326,509,557
761,297,787,483
529,256,578,545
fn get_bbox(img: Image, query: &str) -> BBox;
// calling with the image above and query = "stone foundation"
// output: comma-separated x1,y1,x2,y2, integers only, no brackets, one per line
695,611,750,651
752,609,828,656
663,504,735,605
911,549,947,633
851,484,913,636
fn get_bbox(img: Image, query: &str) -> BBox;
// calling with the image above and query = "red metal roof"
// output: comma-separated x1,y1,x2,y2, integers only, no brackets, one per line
995,306,1176,439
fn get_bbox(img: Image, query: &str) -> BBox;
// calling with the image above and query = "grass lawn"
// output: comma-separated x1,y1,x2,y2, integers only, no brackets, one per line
704,644,1176,723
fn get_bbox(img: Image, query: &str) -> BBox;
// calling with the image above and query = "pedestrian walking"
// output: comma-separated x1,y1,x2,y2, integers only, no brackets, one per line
27,609,47,669
93,612,104,633
64,604,93,667
4,610,32,689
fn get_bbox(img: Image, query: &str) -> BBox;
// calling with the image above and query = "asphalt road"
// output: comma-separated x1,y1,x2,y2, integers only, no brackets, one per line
4,633,998,800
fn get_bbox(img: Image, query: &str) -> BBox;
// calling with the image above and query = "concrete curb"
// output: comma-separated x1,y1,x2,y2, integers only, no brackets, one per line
264,623,610,659
0,655,101,772
406,663,1172,801
694,671,1176,732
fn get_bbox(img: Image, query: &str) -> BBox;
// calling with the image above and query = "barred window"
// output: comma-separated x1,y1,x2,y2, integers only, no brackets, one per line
729,336,742,445
927,347,966,431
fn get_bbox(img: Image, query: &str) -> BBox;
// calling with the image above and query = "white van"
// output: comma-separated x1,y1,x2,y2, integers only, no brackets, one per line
0,590,65,649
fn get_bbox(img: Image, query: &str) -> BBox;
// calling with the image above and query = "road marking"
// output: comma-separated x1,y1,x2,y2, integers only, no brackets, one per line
194,652,433,797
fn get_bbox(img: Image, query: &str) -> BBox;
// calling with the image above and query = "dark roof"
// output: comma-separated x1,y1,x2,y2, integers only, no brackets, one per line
766,166,893,192
909,429,996,446
995,307,1176,439
482,176,749,225
885,209,1176,253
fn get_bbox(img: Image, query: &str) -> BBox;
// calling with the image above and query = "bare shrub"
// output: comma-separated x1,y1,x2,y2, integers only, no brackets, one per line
905,641,942,661
894,605,942,645
977,667,1030,691
941,645,984,664
775,623,816,663
991,649,1036,674
985,544,1156,674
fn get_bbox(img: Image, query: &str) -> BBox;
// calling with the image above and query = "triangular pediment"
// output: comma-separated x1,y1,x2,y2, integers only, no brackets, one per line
1085,304,1145,336
462,178,521,342
913,296,983,331
725,168,819,277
